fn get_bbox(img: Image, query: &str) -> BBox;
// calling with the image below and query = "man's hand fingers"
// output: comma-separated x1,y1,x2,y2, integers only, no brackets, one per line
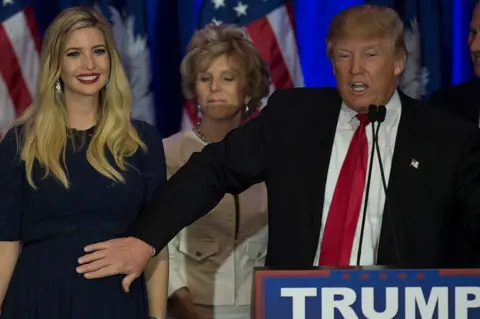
122,272,139,293
77,250,106,264
76,237,151,283
76,259,109,274
83,265,119,279
84,240,111,253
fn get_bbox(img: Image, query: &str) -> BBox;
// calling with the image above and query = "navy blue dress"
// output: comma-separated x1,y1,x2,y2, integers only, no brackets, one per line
0,120,166,319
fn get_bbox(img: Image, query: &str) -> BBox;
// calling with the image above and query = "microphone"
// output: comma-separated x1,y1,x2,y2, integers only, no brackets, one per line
368,104,386,123
356,105,401,266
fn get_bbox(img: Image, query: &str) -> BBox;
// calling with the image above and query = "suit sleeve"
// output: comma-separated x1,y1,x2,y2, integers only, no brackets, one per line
454,127,480,244
428,90,441,106
429,87,460,114
127,91,281,253
429,90,450,110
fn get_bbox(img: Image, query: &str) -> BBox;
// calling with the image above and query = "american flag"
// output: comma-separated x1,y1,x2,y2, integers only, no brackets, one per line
0,0,40,136
181,0,304,130
96,0,155,125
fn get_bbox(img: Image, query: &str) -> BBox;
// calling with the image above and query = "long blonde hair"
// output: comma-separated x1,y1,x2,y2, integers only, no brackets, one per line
15,7,146,189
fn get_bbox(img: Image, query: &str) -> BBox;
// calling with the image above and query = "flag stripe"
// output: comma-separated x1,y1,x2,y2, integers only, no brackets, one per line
24,6,41,52
0,22,32,116
3,10,39,103
286,1,295,32
246,16,295,89
258,82,276,109
182,1,303,130
181,100,195,130
185,100,196,128
0,76,16,135
267,6,304,87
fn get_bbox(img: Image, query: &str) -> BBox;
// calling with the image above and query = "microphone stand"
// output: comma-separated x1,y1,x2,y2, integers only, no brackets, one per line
356,105,381,265
356,105,400,265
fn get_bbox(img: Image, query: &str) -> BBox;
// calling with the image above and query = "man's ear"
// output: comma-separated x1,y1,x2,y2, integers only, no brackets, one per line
394,51,406,76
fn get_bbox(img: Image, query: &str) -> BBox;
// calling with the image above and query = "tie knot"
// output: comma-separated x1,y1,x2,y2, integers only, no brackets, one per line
356,114,370,127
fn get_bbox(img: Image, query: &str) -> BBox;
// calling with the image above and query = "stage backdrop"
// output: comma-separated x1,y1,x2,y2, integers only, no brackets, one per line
0,0,478,137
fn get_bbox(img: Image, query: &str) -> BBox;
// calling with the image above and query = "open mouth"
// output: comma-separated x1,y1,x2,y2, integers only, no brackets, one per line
76,74,100,84
351,82,369,94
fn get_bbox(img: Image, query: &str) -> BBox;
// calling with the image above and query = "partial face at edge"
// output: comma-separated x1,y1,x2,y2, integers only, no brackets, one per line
469,5,480,77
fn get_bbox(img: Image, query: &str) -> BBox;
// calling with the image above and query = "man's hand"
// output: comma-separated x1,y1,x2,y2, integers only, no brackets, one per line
76,237,154,292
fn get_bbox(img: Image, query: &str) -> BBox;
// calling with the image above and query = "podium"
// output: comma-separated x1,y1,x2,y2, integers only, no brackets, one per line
251,267,480,319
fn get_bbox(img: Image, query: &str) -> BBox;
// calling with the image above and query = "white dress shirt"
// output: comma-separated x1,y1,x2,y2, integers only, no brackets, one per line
313,91,402,266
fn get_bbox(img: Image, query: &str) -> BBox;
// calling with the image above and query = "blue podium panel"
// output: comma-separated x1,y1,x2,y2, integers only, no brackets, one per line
253,268,480,319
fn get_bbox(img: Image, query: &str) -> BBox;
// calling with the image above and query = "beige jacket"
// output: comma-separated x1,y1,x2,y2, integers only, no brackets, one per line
164,130,268,307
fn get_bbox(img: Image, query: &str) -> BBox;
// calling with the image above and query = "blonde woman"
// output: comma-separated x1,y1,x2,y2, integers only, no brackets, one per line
0,7,167,319
165,24,270,319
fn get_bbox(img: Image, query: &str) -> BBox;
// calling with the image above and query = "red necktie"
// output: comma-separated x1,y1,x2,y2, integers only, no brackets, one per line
319,114,370,266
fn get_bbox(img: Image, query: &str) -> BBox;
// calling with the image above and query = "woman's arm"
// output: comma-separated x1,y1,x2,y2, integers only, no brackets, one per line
166,237,199,319
168,287,200,319
0,241,20,309
0,128,24,311
145,247,169,319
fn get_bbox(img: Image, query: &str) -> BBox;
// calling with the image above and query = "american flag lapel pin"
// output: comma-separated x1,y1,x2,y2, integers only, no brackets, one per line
410,158,419,169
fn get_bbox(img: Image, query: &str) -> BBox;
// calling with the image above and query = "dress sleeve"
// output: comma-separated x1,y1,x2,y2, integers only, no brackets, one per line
134,120,167,200
0,127,24,241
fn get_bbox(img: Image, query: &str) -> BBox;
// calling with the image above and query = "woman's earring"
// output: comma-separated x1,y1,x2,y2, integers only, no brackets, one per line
105,79,109,88
244,104,250,119
196,104,203,125
55,79,61,93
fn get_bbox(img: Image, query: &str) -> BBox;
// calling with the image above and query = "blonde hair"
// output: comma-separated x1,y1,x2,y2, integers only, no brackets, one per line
326,5,406,58
15,7,146,189
180,24,270,109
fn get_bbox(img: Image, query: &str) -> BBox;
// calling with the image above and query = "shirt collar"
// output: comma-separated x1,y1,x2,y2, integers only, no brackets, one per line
338,90,402,127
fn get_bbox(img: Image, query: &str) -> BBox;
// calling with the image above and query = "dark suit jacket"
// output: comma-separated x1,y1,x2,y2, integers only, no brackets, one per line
430,80,480,126
129,87,480,269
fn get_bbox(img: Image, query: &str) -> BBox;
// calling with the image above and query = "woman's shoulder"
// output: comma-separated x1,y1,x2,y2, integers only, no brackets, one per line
0,124,24,163
131,119,160,140
130,120,165,161
162,130,204,159
1,124,24,146
162,131,187,150
131,119,167,151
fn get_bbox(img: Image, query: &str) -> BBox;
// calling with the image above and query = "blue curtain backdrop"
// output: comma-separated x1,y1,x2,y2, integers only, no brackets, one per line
32,0,479,137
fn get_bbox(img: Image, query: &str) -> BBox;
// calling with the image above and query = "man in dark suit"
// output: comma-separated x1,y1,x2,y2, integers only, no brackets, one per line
429,1,480,125
76,5,480,292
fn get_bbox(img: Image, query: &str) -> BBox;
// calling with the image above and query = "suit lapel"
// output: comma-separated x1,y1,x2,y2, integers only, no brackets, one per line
377,92,425,266
306,90,342,237
303,89,428,266
455,80,480,125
